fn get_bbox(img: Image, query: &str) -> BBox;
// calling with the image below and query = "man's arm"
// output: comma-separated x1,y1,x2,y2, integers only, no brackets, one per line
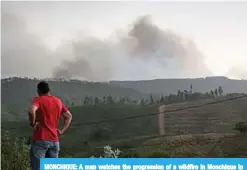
58,105,72,135
29,98,39,127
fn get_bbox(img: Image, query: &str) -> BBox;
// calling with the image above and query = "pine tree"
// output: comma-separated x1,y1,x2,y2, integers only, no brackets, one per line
218,86,223,96
214,89,218,96
160,95,165,103
107,95,114,104
190,84,193,93
83,96,89,105
149,95,154,104
94,97,100,106
184,90,188,100
177,90,181,97
103,96,107,104
119,97,126,105
140,99,145,106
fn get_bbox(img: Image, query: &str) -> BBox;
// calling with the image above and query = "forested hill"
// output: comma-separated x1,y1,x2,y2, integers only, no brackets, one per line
2,76,247,119
1,77,145,118
110,76,247,95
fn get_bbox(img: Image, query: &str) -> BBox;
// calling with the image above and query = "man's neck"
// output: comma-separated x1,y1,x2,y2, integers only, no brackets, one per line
39,93,51,96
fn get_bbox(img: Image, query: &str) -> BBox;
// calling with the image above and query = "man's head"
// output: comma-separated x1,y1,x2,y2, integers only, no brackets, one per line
37,81,50,95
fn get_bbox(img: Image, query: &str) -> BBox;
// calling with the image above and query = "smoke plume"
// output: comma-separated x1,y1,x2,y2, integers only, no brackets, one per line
1,11,56,78
52,15,211,80
226,66,247,80
2,12,212,81
51,38,114,81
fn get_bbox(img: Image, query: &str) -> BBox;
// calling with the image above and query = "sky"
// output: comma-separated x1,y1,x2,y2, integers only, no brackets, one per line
1,1,247,80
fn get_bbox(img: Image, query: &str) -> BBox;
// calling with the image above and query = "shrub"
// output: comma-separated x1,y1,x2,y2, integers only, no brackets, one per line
121,149,205,158
121,150,140,157
234,122,247,135
91,145,121,158
1,132,30,170
121,150,172,158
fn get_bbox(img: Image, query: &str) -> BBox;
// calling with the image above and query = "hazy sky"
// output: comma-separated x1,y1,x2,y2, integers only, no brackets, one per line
2,1,247,80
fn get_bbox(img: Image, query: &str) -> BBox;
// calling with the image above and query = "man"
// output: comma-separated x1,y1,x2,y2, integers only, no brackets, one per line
29,81,72,170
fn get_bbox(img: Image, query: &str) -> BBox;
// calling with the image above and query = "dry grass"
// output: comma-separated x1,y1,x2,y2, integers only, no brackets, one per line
144,96,247,157
162,97,247,135
136,132,247,157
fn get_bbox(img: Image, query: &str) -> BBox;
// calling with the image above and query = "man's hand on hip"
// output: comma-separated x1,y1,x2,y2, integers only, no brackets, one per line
57,129,63,135
32,122,40,131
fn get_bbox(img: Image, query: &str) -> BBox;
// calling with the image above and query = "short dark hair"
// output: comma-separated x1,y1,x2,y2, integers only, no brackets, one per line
37,81,50,94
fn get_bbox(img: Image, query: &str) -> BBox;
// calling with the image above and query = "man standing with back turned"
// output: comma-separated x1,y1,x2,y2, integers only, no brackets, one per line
29,81,72,170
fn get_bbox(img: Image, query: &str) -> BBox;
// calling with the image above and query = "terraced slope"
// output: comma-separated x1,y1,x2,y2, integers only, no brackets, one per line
140,133,247,157
161,96,247,135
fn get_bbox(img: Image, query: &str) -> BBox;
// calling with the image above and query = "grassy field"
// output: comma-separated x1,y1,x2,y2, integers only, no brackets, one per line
161,96,247,135
57,96,247,157
2,96,247,170
84,132,247,158
137,133,247,157
2,132,247,170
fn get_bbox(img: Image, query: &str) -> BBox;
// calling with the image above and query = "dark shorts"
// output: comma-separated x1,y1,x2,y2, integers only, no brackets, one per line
30,140,60,170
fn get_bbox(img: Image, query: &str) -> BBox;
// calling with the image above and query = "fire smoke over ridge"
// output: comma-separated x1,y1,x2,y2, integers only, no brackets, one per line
2,12,212,81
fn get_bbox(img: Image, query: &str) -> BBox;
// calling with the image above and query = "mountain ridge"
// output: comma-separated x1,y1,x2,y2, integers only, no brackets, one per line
110,76,247,95
2,76,247,109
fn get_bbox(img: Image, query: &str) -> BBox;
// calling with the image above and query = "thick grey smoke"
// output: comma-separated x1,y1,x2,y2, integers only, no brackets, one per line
126,15,211,76
52,15,212,80
2,11,212,81
226,66,247,80
52,38,114,81
1,11,56,78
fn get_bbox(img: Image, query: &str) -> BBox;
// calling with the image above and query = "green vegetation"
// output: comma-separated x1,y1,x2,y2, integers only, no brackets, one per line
2,77,226,121
2,77,247,169
2,77,247,120
1,134,30,170
1,77,145,120
2,131,247,170
234,122,247,135
110,76,247,95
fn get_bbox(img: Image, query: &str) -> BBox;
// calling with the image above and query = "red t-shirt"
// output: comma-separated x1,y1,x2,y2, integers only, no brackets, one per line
31,95,68,141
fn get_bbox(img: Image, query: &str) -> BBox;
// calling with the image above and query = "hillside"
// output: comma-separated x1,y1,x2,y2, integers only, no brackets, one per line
2,76,247,121
2,76,247,109
88,96,247,158
2,105,159,148
110,76,247,95
3,95,247,158
1,77,145,118
161,96,247,135
133,133,247,157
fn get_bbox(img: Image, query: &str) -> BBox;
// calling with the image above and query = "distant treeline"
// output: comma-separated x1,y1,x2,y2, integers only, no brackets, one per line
65,84,224,108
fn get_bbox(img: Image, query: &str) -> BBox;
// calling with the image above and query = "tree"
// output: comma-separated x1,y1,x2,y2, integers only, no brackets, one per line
190,84,193,93
160,95,165,103
103,96,107,104
180,91,185,101
83,96,89,105
88,96,94,105
167,94,174,103
132,100,137,104
218,86,223,96
140,99,145,106
214,89,218,96
184,90,188,100
94,97,100,106
65,100,70,106
149,95,154,104
125,97,131,104
119,97,126,105
107,95,114,104
177,90,181,97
